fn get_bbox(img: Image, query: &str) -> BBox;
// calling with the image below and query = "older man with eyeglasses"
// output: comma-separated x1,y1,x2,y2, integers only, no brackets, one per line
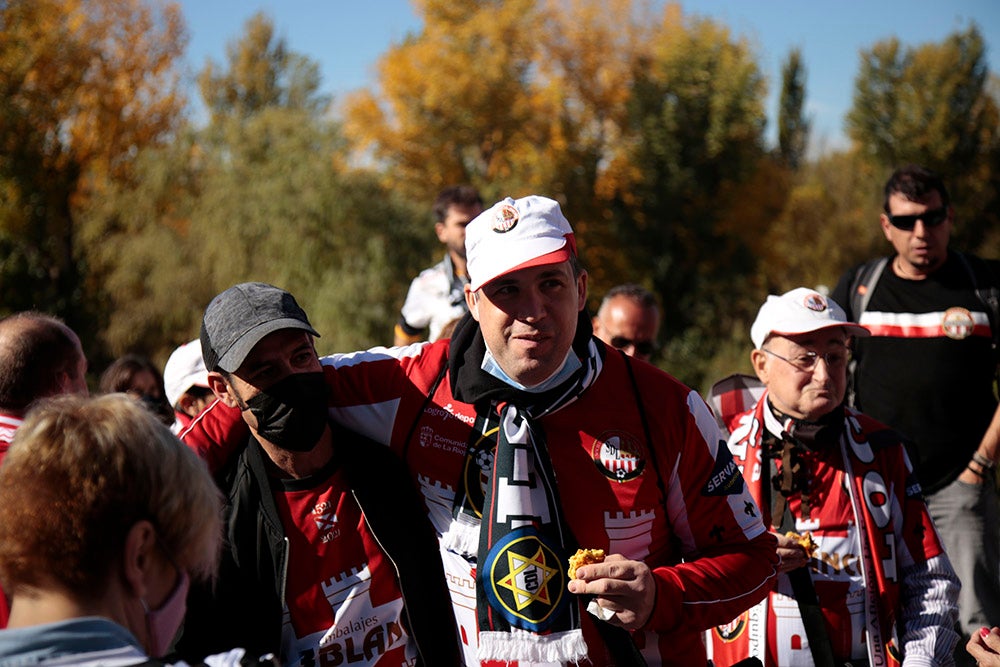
706,287,959,667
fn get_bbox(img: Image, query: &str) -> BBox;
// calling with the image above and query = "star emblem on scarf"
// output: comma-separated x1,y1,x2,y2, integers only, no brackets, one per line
496,545,557,611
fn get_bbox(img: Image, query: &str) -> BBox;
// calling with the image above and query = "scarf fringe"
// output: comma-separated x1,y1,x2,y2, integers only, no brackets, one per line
477,628,588,663
440,518,480,558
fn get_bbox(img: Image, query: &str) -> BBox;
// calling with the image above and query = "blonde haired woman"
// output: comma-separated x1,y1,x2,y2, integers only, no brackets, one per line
0,394,258,665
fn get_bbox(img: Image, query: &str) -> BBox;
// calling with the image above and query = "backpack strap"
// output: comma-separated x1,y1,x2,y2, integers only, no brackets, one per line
845,257,889,407
848,256,890,321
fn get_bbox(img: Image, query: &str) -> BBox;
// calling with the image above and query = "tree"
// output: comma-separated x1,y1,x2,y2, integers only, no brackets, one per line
608,5,769,387
0,0,186,339
197,11,328,122
342,0,546,202
342,1,778,386
186,13,429,352
777,48,809,169
77,131,207,364
75,11,431,362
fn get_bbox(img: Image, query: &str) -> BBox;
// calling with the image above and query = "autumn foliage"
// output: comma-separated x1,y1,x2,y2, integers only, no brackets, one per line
0,0,997,389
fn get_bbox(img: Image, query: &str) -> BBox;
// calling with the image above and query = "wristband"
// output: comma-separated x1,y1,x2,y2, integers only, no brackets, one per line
968,464,989,479
972,452,996,470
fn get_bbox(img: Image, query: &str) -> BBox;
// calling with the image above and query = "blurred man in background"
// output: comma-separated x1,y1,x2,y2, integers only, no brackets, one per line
592,283,660,362
394,185,483,345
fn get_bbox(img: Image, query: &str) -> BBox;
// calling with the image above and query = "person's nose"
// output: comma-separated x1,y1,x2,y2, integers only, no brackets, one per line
519,289,546,322
811,355,832,381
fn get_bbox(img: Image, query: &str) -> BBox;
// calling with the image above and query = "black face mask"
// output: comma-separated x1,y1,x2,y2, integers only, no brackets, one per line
245,372,329,452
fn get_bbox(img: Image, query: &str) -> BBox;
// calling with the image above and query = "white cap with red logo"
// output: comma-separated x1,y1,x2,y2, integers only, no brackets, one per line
750,287,869,349
465,195,577,292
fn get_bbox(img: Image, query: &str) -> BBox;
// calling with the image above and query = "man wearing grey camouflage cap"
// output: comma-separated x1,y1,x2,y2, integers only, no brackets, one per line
177,282,460,666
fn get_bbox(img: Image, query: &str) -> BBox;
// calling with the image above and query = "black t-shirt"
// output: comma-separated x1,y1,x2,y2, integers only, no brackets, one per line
832,253,999,491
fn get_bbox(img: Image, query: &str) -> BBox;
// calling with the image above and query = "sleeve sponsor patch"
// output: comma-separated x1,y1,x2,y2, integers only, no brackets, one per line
703,442,745,496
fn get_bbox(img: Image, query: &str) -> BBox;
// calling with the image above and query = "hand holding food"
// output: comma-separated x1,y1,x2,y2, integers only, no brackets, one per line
566,552,654,630
785,530,817,558
773,531,815,573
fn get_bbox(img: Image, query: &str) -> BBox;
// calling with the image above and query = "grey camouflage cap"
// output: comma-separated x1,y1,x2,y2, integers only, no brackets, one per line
200,282,319,373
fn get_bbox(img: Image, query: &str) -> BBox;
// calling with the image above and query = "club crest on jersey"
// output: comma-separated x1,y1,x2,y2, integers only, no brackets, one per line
803,292,828,312
714,612,748,642
481,527,567,631
942,307,974,340
492,204,519,233
591,430,646,482
703,443,745,496
312,501,340,543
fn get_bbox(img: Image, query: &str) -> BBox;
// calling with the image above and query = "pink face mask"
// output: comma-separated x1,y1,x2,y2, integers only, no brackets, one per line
142,569,190,657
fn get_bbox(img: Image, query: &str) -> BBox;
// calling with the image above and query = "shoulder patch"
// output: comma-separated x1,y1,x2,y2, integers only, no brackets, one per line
703,442,745,496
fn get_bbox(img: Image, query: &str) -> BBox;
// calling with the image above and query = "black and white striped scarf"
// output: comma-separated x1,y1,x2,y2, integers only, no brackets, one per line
445,312,602,663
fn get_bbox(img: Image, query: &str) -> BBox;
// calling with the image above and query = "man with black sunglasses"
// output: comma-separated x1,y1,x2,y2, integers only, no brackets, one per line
833,164,1000,665
592,283,661,362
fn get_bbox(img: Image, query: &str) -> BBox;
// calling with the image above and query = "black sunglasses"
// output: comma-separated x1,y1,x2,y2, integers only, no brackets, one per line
610,336,656,356
887,207,948,231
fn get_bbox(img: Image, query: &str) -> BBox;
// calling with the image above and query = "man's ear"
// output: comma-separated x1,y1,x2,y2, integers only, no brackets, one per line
122,519,157,600
464,285,480,321
176,393,200,418
750,349,769,384
879,214,893,242
207,372,239,409
435,222,447,244
576,271,588,312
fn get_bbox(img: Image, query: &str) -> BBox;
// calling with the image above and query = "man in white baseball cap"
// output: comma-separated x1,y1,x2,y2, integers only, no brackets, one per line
346,195,776,665
163,339,214,433
707,287,959,666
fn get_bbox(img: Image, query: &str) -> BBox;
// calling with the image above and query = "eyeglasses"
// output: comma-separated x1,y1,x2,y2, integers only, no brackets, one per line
886,207,948,231
610,336,656,357
762,347,849,373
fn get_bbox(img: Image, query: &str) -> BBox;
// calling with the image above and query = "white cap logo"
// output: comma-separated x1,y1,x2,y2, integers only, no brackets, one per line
803,293,828,312
492,203,519,233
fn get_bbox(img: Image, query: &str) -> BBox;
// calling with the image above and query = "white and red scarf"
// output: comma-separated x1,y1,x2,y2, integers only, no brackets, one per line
710,395,919,667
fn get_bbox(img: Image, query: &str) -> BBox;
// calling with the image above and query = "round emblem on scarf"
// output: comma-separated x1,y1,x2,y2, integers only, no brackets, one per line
802,292,828,312
492,203,519,233
942,306,975,340
591,430,646,482
713,612,748,642
481,527,567,631
461,427,498,518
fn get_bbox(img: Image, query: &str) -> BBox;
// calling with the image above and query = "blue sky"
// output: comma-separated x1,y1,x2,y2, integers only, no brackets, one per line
176,1,999,155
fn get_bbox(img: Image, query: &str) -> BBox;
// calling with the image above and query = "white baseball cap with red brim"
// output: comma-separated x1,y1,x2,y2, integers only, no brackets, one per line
465,195,577,292
750,287,870,349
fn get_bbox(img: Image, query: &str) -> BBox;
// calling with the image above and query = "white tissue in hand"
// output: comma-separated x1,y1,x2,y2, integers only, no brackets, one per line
587,599,616,622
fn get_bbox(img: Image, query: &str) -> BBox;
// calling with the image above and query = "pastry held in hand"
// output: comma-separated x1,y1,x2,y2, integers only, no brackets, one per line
568,548,605,579
785,530,817,558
